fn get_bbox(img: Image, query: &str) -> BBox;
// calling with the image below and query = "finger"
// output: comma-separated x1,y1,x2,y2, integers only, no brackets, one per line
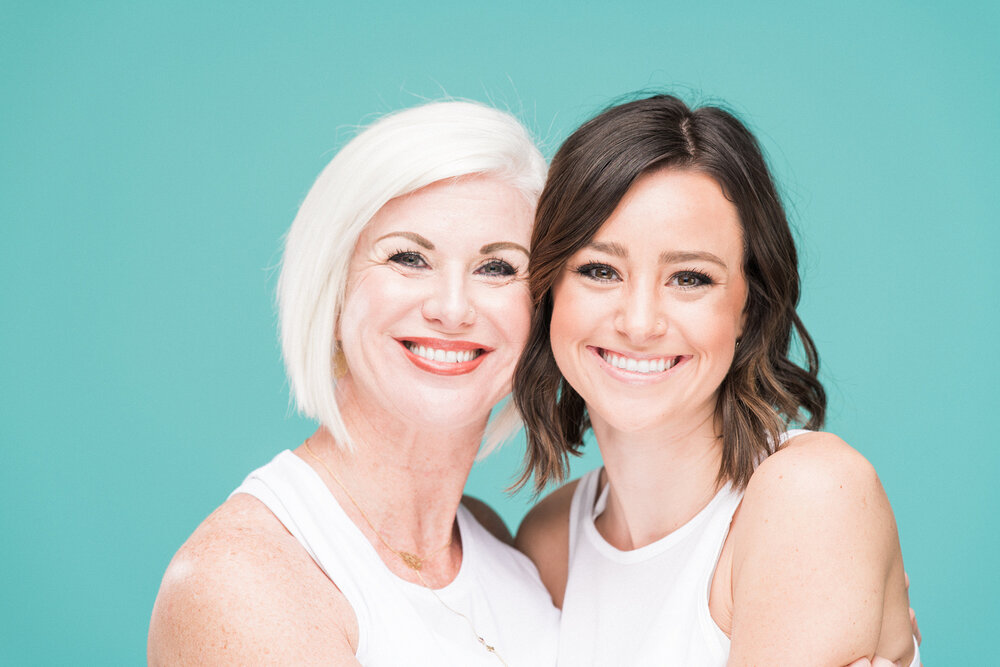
871,658,901,667
910,607,922,645
845,659,871,667
905,571,910,590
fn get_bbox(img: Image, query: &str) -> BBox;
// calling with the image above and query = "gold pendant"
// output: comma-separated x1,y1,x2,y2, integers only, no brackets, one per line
400,551,423,570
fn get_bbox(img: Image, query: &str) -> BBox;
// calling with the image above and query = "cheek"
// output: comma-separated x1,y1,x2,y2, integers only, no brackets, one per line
482,282,532,347
548,281,594,367
338,271,403,354
682,292,745,359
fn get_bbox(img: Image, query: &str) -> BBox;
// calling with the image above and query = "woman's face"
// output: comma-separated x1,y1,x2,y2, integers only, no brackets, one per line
338,176,534,431
549,169,747,436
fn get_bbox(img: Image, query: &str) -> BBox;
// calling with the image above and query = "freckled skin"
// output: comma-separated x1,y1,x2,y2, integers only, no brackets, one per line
149,177,537,665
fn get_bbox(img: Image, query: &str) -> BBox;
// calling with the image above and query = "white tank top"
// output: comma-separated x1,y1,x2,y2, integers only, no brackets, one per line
231,450,559,667
557,430,919,666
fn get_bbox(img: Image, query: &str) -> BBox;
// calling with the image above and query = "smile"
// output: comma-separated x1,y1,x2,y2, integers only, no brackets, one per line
397,337,492,376
591,346,686,379
403,342,484,363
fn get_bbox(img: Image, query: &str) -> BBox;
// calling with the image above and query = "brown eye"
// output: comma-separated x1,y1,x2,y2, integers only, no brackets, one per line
672,271,712,288
577,263,620,282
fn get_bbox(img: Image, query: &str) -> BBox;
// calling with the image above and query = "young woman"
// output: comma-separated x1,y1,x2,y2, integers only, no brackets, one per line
514,95,919,666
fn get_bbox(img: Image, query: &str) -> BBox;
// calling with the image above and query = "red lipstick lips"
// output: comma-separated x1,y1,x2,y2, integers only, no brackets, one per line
398,337,492,376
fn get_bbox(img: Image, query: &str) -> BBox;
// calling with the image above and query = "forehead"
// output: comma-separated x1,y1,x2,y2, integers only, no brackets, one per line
593,169,743,258
364,176,534,244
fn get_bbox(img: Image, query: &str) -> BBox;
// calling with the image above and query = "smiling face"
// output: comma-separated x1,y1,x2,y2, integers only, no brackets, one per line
549,169,748,436
337,176,534,432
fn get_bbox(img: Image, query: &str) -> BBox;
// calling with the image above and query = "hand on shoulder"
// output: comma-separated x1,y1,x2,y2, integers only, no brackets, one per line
148,494,360,666
514,478,580,609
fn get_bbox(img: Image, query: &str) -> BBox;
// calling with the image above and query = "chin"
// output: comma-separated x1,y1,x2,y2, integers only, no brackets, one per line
395,391,500,432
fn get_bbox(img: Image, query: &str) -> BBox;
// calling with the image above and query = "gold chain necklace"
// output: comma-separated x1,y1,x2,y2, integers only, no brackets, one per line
303,439,509,666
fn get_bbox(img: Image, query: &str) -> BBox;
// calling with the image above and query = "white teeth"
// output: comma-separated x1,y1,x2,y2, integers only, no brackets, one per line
601,350,677,374
405,342,481,364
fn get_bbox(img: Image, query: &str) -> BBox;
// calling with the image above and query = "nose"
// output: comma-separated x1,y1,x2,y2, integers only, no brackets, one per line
614,282,667,344
421,268,476,330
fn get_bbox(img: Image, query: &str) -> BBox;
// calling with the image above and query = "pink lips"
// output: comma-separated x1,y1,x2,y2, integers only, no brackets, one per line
588,345,688,384
398,337,492,376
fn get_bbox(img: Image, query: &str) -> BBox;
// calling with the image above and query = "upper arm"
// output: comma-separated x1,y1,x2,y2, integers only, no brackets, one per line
462,495,513,545
148,495,360,666
727,433,912,667
514,479,578,609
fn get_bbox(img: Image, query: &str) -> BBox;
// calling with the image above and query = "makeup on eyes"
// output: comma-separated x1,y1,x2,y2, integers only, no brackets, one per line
475,257,520,278
385,246,522,280
571,260,715,289
387,249,428,268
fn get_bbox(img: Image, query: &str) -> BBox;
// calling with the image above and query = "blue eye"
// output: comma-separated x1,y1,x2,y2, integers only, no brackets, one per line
672,271,713,288
389,251,428,269
576,263,620,282
476,258,517,278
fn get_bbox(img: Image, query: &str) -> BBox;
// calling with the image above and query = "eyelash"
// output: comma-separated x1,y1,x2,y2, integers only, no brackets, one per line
671,269,714,289
575,262,620,282
574,262,714,289
475,257,519,278
388,249,427,268
387,250,519,278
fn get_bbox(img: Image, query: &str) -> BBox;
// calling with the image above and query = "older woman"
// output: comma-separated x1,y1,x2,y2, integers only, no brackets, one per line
514,95,919,666
148,101,559,665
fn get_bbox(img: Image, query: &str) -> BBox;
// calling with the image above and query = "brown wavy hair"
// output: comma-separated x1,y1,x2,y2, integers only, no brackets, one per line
513,94,826,494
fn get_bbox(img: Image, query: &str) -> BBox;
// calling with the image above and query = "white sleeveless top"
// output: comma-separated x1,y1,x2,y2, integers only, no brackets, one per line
557,430,920,667
231,450,559,667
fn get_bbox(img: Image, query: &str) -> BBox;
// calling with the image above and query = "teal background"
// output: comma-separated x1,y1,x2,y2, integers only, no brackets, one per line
2,1,996,663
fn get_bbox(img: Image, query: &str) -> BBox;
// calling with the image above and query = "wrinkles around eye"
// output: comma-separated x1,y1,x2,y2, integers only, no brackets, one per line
388,251,428,269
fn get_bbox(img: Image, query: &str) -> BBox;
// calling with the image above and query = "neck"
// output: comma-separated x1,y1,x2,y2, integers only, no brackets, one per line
296,379,488,585
591,406,724,550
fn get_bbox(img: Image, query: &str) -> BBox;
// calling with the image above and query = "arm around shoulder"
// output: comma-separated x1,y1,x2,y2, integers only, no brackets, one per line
148,495,361,666
727,432,914,667
514,479,579,609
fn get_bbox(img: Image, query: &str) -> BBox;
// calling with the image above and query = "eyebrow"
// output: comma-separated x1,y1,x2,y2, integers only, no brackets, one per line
587,241,728,270
375,232,434,249
480,241,529,257
587,240,629,257
659,250,728,270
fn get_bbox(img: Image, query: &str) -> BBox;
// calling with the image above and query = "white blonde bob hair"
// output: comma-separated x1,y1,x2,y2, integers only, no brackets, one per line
277,101,547,454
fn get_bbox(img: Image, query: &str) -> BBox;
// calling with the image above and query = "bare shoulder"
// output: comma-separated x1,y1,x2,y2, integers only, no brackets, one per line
514,478,580,608
747,431,881,504
737,430,896,567
461,495,513,545
728,431,912,665
148,493,359,666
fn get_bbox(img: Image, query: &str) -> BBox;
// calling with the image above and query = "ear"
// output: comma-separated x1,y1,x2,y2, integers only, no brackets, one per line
737,290,749,339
